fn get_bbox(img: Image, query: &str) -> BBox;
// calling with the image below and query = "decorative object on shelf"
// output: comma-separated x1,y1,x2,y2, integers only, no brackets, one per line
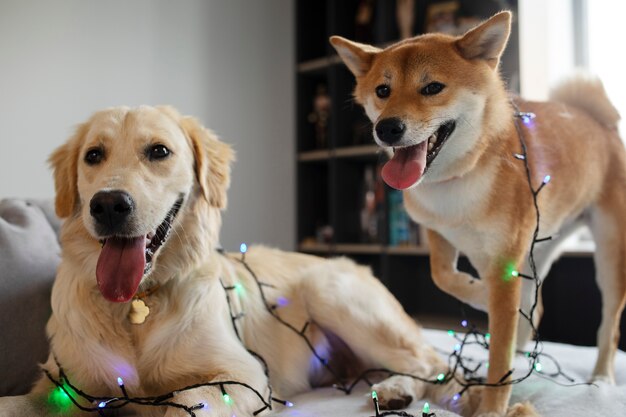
307,84,331,149
424,1,460,34
396,0,415,39
360,165,379,243
355,0,375,43
316,223,334,244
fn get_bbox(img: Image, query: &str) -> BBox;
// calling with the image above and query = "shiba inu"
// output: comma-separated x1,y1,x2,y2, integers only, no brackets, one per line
331,11,624,417
0,106,481,417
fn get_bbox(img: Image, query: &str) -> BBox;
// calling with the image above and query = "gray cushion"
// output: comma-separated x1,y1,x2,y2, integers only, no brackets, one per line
0,199,60,395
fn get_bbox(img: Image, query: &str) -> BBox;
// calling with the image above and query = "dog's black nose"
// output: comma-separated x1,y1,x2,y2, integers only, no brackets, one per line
90,190,135,234
375,118,406,145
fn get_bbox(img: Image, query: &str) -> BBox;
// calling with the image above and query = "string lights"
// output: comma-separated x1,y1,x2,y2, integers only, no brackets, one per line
41,104,592,417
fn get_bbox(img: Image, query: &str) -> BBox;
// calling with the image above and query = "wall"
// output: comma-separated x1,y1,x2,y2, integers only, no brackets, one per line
0,0,295,250
518,0,575,101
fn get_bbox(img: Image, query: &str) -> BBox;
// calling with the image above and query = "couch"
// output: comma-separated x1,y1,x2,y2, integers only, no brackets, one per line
1,198,625,417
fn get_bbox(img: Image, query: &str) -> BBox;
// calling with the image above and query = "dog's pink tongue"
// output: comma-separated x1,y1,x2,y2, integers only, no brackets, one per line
96,237,146,303
381,142,427,190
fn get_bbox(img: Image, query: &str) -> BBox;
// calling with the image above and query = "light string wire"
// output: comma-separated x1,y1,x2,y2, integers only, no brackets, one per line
42,106,591,417
43,357,271,416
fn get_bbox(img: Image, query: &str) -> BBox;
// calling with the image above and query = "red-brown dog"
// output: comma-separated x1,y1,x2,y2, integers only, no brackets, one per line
332,11,624,417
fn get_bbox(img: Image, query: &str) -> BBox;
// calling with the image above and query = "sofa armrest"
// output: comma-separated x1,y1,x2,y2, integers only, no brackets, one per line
0,199,60,395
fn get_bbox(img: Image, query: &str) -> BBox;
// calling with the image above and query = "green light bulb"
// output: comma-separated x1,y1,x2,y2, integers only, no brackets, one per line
423,402,430,414
234,283,244,295
535,362,543,372
47,385,73,413
437,373,445,381
447,330,455,337
371,391,378,399
503,261,518,282
223,393,232,404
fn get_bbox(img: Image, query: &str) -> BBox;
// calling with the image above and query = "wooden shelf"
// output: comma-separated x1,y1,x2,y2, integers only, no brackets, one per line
298,42,396,74
334,144,380,158
299,242,428,256
335,243,385,254
298,144,381,162
298,149,331,162
297,55,342,73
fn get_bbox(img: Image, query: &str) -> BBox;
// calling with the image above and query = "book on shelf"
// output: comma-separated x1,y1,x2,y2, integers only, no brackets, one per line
387,188,420,247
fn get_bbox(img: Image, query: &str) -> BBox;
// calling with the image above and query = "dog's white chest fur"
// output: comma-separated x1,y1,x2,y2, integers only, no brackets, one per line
405,161,497,227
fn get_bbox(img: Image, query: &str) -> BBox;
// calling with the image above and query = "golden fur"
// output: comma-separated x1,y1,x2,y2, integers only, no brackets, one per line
13,106,483,416
332,11,625,417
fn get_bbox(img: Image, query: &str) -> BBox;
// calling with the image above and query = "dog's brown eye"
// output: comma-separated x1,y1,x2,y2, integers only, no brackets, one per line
148,144,170,161
84,148,104,165
421,82,445,96
375,84,391,99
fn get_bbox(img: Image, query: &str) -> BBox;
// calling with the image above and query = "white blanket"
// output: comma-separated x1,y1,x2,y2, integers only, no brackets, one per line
272,329,626,417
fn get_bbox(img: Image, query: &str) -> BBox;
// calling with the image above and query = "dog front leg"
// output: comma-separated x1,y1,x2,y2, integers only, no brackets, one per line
428,230,488,311
162,378,271,417
473,261,537,417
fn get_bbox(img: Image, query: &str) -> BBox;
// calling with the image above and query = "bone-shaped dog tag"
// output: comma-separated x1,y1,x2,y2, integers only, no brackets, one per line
129,299,150,324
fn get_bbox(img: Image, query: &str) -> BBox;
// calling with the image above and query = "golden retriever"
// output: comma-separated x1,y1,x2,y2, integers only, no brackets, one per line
9,106,479,416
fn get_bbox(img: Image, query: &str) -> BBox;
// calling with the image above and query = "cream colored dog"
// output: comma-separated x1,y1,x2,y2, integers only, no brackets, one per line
12,106,480,417
331,11,625,417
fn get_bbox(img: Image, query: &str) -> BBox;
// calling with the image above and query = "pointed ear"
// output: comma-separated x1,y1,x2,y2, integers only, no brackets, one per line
48,124,87,218
330,36,381,77
180,116,235,209
456,11,511,69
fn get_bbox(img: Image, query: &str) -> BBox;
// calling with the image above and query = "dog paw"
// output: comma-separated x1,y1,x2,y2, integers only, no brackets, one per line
472,402,539,417
371,376,416,410
591,373,615,385
505,402,540,417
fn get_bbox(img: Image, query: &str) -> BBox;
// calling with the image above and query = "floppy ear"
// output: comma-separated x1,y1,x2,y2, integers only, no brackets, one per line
180,116,235,209
456,11,511,69
48,124,87,218
330,36,381,77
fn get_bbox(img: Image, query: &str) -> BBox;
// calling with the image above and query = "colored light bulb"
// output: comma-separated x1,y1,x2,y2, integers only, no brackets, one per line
437,373,445,381
423,402,430,413
47,385,72,413
117,377,124,386
240,243,248,254
371,391,378,399
286,401,294,407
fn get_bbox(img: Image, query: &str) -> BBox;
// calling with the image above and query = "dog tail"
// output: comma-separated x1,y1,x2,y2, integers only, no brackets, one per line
550,74,621,129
